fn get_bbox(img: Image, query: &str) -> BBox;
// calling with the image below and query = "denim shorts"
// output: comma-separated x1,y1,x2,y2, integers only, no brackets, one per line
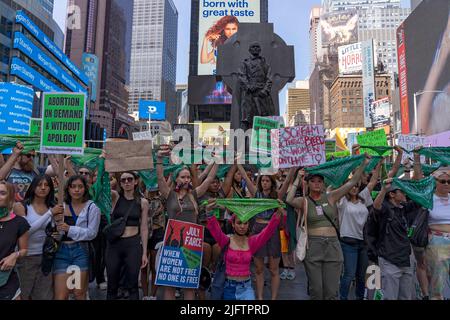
53,242,89,275
223,278,255,300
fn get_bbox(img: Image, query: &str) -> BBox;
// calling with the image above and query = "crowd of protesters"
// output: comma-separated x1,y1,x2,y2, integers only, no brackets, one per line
0,139,449,301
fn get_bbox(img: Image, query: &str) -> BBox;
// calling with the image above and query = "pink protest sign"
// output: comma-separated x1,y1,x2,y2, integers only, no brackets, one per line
271,125,326,169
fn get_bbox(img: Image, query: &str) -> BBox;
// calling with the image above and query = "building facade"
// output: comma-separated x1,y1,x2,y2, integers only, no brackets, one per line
0,0,63,81
322,0,402,12
128,0,178,126
65,0,135,139
330,73,391,129
309,6,322,75
287,81,311,126
176,84,188,124
36,0,54,15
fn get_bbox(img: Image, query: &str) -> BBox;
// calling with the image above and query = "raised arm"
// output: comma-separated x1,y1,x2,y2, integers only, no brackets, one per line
0,142,22,181
328,154,371,206
207,215,230,249
195,163,219,198
198,162,214,182
412,147,424,181
237,164,256,197
286,169,305,209
156,148,171,199
387,146,403,179
190,164,200,189
373,178,391,211
367,160,383,192
278,168,296,200
222,164,237,197
64,156,77,178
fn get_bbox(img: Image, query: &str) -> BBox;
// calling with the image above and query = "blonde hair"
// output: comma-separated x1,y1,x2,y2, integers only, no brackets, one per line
0,181,16,212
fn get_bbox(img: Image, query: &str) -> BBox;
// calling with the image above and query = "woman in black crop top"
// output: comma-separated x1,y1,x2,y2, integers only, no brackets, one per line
106,171,149,300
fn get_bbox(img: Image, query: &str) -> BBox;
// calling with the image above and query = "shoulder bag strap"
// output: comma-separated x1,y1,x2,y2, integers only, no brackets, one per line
308,196,340,238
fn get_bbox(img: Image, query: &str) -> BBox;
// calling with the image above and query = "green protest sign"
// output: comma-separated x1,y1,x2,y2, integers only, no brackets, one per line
325,140,336,153
30,118,42,137
40,93,86,155
357,129,391,156
250,116,280,154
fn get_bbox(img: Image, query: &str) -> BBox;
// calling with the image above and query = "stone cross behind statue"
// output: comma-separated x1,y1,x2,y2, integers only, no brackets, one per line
217,23,295,130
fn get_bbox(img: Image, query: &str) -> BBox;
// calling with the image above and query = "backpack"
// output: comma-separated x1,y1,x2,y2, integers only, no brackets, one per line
210,238,230,300
408,208,429,248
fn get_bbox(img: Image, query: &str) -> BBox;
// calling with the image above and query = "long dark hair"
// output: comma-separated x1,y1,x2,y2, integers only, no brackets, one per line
119,171,142,202
257,175,278,199
64,175,90,204
206,16,239,46
23,175,56,208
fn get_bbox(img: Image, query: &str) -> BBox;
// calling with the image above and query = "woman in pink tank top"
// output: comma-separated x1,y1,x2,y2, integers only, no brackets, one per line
205,200,283,300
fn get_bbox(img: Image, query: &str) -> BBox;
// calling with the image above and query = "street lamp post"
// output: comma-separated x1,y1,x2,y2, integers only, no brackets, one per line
413,90,444,135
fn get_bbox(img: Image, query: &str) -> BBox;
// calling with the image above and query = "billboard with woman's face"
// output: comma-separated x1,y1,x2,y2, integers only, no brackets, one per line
400,0,450,135
198,0,261,76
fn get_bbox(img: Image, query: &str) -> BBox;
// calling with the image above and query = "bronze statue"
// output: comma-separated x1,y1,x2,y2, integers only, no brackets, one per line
238,42,275,130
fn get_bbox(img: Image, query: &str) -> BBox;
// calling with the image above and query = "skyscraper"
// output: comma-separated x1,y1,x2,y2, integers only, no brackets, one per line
322,0,401,12
37,0,54,15
0,0,63,81
128,0,178,126
287,81,311,126
65,0,135,138
309,6,322,75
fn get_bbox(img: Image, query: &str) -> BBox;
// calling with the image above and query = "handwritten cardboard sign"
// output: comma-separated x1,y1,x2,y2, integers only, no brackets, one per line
105,140,153,172
250,116,281,154
398,134,426,162
271,125,326,169
155,219,204,289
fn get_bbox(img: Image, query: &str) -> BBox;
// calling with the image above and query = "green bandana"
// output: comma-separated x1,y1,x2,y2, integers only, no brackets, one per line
418,148,450,166
359,145,393,157
89,158,111,224
202,199,285,223
306,155,365,188
0,135,40,154
392,176,436,209
422,162,442,176
364,156,384,173
71,148,102,171
0,207,9,219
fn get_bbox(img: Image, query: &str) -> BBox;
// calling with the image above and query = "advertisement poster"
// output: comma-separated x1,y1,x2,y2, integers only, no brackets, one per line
139,101,166,121
155,219,204,289
271,125,326,169
397,23,410,134
0,82,34,136
338,42,362,74
82,53,99,102
198,0,261,75
371,97,391,128
40,92,86,155
320,11,358,48
362,40,375,128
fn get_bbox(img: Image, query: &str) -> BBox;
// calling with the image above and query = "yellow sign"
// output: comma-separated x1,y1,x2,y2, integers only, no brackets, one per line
197,122,230,146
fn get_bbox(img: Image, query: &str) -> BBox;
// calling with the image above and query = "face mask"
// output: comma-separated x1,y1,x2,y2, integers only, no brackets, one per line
0,207,10,219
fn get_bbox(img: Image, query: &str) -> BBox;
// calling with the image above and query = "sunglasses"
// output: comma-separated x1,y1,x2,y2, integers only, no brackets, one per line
121,177,134,183
24,154,34,158
437,179,450,185
79,171,90,176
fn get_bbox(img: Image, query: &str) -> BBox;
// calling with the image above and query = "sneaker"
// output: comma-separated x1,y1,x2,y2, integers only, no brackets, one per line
286,269,296,280
98,282,107,291
149,296,157,300
142,296,152,300
280,269,288,280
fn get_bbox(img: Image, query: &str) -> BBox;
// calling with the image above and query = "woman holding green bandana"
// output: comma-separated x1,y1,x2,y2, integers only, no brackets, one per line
0,181,30,300
156,146,219,300
287,154,371,300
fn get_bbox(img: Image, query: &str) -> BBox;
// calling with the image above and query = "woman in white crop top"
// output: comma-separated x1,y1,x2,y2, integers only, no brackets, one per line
14,175,59,300
425,167,450,300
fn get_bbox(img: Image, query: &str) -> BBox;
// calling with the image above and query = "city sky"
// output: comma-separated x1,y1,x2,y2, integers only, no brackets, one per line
53,0,411,116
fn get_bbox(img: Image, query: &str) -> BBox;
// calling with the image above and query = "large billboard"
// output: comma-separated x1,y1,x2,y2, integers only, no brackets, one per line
338,42,362,74
138,101,166,121
362,40,375,128
0,82,34,135
188,75,232,105
399,0,450,135
10,57,63,92
371,97,391,129
198,0,261,76
320,11,358,48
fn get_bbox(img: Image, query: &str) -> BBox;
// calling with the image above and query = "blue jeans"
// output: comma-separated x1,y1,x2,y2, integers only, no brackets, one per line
340,239,368,300
53,242,89,275
223,278,255,300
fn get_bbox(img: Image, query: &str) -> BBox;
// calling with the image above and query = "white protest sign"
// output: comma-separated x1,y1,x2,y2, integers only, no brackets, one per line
397,134,426,162
133,131,153,141
271,125,326,169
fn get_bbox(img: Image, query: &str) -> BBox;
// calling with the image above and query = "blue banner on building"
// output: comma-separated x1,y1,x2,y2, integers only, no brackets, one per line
0,82,34,135
139,100,166,121
82,53,99,102
13,32,87,95
15,10,89,85
10,57,63,92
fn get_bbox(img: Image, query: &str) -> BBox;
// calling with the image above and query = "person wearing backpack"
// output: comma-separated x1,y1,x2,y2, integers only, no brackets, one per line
372,177,422,300
105,171,149,300
205,199,283,300
425,166,450,300
14,175,59,300
156,146,219,300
